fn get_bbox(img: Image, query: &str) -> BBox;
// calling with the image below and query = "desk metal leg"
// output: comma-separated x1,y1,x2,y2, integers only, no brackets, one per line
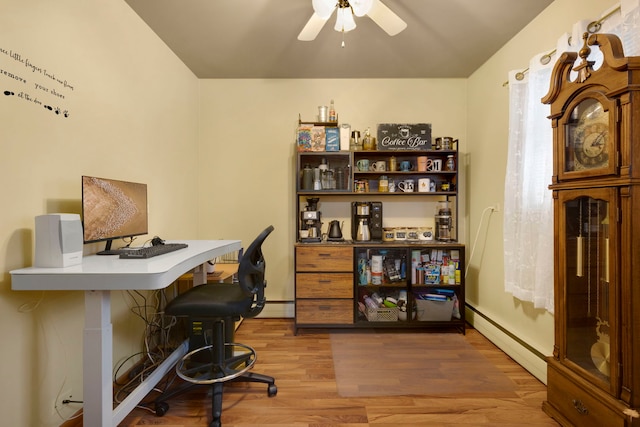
193,263,207,285
83,290,113,426
83,281,199,426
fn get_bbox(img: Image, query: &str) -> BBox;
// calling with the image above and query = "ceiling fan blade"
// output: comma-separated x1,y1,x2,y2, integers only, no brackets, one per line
298,11,332,41
367,0,407,36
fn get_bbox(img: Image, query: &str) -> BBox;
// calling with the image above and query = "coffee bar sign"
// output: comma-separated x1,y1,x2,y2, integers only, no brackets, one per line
376,123,431,151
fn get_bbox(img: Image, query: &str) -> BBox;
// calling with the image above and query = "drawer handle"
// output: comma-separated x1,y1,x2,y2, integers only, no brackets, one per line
318,280,331,284
318,253,332,257
572,399,589,415
318,305,331,311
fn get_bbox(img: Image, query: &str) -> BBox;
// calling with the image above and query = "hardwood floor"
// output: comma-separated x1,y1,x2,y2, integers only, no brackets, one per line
118,318,558,426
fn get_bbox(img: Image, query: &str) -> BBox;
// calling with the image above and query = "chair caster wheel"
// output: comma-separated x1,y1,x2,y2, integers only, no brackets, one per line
268,384,277,397
155,401,169,417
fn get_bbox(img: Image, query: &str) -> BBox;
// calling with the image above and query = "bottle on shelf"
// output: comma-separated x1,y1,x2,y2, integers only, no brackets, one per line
329,99,336,122
363,127,374,150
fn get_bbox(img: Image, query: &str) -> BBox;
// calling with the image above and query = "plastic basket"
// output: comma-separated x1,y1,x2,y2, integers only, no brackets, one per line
365,306,398,322
415,299,454,321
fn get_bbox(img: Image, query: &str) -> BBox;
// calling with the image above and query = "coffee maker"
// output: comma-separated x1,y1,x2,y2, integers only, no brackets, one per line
351,201,383,242
435,200,453,241
300,197,322,242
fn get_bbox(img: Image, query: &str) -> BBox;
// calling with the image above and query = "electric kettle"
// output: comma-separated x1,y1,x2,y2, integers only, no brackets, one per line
328,220,343,240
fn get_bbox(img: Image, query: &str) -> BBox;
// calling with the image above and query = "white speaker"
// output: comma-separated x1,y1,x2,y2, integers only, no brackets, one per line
35,213,83,268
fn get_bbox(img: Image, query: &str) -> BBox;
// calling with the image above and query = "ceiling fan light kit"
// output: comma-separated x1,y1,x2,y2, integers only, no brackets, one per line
298,0,406,44
335,6,357,32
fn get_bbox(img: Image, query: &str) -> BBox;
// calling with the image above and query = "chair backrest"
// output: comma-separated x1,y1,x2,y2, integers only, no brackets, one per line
237,225,274,318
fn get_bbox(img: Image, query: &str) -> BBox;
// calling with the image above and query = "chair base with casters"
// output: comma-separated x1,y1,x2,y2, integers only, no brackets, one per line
154,226,276,427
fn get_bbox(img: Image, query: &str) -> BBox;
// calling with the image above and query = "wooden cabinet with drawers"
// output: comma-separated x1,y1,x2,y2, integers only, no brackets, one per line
294,243,465,334
295,245,354,331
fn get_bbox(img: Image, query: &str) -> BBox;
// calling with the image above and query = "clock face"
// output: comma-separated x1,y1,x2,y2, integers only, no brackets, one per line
566,99,610,171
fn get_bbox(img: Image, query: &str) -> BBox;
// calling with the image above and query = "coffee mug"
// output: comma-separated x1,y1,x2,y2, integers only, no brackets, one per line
299,229,309,239
400,161,413,172
398,179,415,192
388,180,396,192
357,159,369,171
354,180,367,193
418,178,431,192
417,156,428,172
427,159,442,171
371,160,386,171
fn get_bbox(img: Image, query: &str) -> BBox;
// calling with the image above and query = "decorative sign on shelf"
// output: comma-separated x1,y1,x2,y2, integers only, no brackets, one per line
377,123,431,151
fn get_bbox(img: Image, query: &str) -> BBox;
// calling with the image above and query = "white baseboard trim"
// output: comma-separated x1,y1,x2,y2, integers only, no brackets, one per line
466,306,548,385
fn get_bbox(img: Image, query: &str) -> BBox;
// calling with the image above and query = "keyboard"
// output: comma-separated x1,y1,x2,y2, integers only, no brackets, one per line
119,243,189,259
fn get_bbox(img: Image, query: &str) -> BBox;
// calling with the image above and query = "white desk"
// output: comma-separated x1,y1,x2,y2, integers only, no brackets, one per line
10,239,241,427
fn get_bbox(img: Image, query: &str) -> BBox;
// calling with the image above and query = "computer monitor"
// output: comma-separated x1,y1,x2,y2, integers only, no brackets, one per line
81,175,149,255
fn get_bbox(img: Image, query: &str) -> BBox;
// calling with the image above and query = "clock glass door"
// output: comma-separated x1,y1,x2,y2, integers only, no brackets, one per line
564,98,611,175
560,190,616,390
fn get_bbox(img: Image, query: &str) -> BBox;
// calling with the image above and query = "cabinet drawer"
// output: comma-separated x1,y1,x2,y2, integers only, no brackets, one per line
296,273,353,298
547,364,625,427
296,246,353,272
296,299,353,324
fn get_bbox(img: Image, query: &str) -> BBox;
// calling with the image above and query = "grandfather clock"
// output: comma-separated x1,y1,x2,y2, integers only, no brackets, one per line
541,33,640,426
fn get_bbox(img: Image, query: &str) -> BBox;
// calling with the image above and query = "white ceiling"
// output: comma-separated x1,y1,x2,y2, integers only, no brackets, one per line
124,0,554,79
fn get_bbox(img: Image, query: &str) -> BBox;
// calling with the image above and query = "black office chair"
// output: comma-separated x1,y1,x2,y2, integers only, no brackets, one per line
154,225,276,427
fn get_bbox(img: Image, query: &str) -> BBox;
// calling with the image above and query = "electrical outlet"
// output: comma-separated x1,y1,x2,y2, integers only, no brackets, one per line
54,389,73,413
492,203,501,212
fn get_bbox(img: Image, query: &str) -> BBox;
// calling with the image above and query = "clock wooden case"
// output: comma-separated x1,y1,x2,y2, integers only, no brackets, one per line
541,33,640,426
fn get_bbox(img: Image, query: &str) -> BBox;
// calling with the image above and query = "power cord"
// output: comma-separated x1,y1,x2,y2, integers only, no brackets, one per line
465,205,499,279
114,287,183,413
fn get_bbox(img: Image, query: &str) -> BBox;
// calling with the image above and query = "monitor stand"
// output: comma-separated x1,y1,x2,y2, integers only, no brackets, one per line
96,239,128,255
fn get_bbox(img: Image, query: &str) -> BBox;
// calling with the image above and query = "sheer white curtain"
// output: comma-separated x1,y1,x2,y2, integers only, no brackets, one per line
504,54,555,312
503,1,640,313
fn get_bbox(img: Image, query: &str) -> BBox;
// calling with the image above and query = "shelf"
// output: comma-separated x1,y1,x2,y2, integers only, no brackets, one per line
298,113,339,127
298,191,456,196
353,171,457,175
353,149,457,155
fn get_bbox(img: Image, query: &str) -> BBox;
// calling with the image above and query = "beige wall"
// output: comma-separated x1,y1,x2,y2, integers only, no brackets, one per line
0,0,199,425
198,79,467,313
466,0,618,380
0,0,623,425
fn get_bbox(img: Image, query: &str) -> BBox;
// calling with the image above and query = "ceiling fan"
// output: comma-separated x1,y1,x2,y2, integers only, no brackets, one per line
298,0,407,42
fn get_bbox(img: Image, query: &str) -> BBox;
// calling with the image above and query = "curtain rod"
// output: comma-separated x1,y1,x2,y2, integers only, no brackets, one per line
502,5,621,87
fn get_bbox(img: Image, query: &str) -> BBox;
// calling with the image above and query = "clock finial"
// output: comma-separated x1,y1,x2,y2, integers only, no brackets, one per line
573,32,596,83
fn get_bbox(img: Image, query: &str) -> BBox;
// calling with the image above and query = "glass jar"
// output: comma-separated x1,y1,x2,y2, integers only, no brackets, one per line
351,130,362,151
445,155,456,171
378,175,389,192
